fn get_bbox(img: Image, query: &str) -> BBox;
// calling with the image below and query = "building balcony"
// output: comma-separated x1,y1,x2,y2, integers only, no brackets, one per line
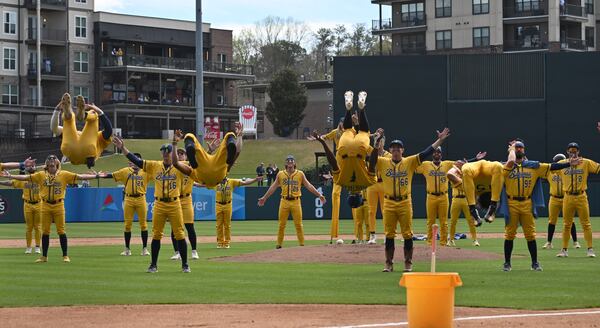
27,63,67,80
560,38,587,51
99,54,254,78
400,43,426,55
26,28,66,44
560,4,588,21
372,15,426,35
503,1,548,20
503,39,549,52
24,0,67,11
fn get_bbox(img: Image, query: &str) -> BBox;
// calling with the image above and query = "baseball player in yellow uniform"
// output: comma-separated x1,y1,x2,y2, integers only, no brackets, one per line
448,175,479,247
365,133,390,244
556,142,600,258
98,153,150,256
169,149,199,261
112,136,190,273
542,154,579,250
0,160,41,254
211,176,261,248
501,141,576,272
2,155,99,263
321,120,345,244
351,189,370,244
173,124,243,188
50,94,112,168
258,155,326,248
376,128,450,272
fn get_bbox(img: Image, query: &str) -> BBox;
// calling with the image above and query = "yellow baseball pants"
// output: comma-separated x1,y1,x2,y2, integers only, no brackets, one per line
216,203,233,246
562,193,593,249
449,197,477,240
24,202,41,247
504,200,536,241
426,194,449,245
123,196,148,232
277,199,304,246
383,198,413,240
151,201,185,240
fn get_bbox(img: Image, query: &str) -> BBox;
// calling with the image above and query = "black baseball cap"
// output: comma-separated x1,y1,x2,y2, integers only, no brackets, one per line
389,140,404,148
160,144,173,153
514,141,525,148
567,142,579,150
286,155,295,162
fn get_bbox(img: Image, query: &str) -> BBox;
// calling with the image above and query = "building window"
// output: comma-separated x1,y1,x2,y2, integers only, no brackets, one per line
3,47,16,70
473,0,489,15
74,86,89,102
401,2,425,22
586,27,595,48
75,0,87,3
401,33,425,53
29,86,38,106
217,53,227,63
74,51,89,72
3,11,16,35
585,0,594,14
435,0,452,18
2,84,18,104
516,0,541,12
75,16,87,38
436,30,452,49
473,27,490,47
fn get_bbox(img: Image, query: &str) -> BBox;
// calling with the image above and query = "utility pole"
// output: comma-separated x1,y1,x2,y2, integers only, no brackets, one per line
195,0,204,144
37,0,41,106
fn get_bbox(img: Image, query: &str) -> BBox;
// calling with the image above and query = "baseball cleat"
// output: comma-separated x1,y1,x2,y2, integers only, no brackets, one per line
224,245,230,249
574,241,581,249
63,256,71,263
170,252,181,260
357,91,367,110
447,240,456,247
146,265,158,273
34,247,41,254
61,93,72,119
25,247,32,254
141,247,150,256
351,240,357,244
483,203,497,223
182,264,191,273
191,250,199,260
275,245,282,249
35,256,48,263
120,249,131,256
587,248,596,258
367,234,377,245
336,238,344,245
75,95,86,122
344,91,354,110
556,249,568,257
502,262,512,272
472,240,480,247
531,262,543,271
542,241,553,249
382,263,394,273
216,244,223,249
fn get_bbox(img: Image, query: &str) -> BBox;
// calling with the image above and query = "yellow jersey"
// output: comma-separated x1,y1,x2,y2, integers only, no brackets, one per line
376,155,421,198
112,167,149,196
451,183,467,198
12,179,41,202
214,178,242,203
559,158,600,194
503,162,550,198
179,162,193,196
416,160,454,194
544,169,564,198
0,163,3,171
143,160,184,199
29,170,78,202
277,170,305,198
323,128,344,148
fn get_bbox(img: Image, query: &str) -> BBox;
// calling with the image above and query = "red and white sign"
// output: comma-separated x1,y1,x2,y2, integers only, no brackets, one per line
204,116,222,142
241,105,256,120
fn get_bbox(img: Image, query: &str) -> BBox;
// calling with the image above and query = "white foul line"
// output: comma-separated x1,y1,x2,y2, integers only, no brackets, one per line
323,310,600,328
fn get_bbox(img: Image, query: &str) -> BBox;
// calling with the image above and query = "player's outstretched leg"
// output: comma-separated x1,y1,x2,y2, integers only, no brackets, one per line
383,237,394,272
76,95,86,122
226,134,237,166
184,135,199,169
356,91,370,133
61,93,73,120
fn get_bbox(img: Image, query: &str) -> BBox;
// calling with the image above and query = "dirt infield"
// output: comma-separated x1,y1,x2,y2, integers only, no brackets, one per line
2,304,600,328
213,243,501,264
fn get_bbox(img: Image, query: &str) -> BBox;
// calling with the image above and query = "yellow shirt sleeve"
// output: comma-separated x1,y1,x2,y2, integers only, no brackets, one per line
407,155,421,172
588,159,600,175
61,170,78,185
11,180,24,189
230,179,242,188
323,129,337,141
143,160,159,178
415,162,426,175
29,171,44,185
536,163,551,178
112,168,128,183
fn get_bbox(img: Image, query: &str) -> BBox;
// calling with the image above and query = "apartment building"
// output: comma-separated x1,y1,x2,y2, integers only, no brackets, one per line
0,0,255,138
372,0,598,54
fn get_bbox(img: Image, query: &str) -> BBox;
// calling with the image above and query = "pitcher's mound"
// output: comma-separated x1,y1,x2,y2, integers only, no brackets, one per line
212,243,502,264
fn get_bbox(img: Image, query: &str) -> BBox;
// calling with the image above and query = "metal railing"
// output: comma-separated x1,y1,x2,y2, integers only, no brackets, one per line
503,39,548,51
560,4,586,17
24,0,67,8
503,1,548,17
27,28,66,42
560,38,586,50
372,15,426,30
372,18,392,31
99,54,254,75
27,63,66,78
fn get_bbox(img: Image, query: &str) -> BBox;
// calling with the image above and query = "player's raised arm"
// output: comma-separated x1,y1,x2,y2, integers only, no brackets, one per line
308,130,339,172
87,104,113,140
465,151,487,163
301,173,326,204
0,171,30,181
1,157,36,171
112,136,144,169
240,176,262,186
419,128,450,162
257,179,280,206
0,180,12,186
171,129,193,176
227,122,244,171
50,101,63,137
597,121,600,133
446,161,465,186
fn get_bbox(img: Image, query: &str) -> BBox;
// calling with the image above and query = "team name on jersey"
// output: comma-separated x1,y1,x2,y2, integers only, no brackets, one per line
385,169,408,178
428,170,446,177
24,182,39,190
508,171,532,179
155,173,177,181
129,175,144,181
564,168,583,175
216,184,231,192
282,179,299,186
43,181,61,188
551,174,562,182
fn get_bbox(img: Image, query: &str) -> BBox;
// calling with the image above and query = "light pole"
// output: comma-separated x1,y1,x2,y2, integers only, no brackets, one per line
195,0,204,143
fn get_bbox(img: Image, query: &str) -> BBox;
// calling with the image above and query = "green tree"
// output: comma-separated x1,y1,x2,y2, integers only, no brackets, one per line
266,69,307,137
256,40,307,80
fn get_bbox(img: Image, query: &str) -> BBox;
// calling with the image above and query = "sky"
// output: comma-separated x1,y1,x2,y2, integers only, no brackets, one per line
94,0,381,35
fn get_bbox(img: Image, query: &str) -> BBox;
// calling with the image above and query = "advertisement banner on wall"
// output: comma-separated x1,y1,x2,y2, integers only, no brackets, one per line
0,189,25,223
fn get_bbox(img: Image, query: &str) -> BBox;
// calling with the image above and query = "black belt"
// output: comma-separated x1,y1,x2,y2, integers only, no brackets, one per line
377,178,383,183
25,200,40,204
428,192,447,196
508,196,531,201
126,194,142,198
551,194,564,199
454,195,466,199
44,199,63,204
180,193,191,198
341,154,363,159
567,191,584,196
217,201,231,205
385,195,409,202
155,197,179,202
285,197,299,201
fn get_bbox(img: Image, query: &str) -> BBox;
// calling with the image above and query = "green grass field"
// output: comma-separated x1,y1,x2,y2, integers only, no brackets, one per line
1,219,600,309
